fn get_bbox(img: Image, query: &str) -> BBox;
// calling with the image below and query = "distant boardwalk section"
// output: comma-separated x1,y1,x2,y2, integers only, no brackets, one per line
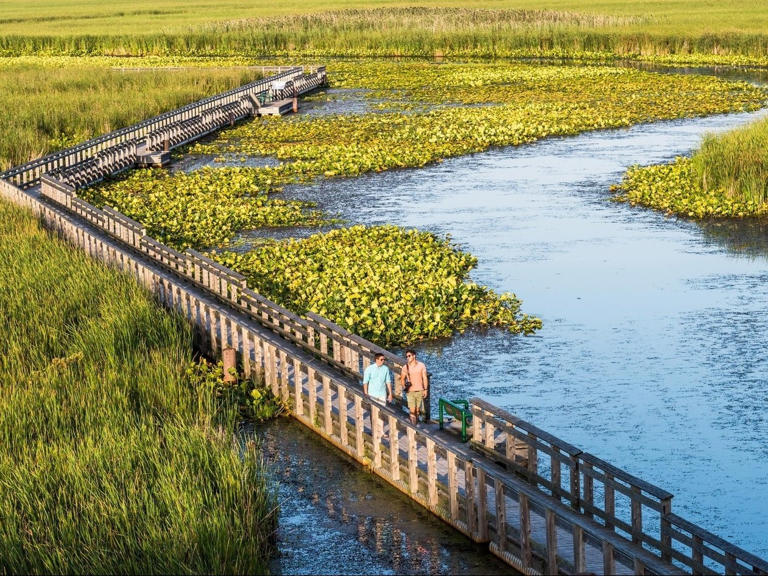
1,67,766,576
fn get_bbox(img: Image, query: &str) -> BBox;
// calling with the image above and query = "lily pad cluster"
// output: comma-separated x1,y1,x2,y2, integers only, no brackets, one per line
192,61,766,184
612,157,768,218
214,225,541,346
82,166,324,249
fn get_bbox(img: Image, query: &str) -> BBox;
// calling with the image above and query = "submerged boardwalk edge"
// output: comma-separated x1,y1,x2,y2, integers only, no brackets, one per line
2,66,766,576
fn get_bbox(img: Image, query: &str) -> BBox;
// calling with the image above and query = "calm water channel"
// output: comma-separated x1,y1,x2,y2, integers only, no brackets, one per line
257,106,768,566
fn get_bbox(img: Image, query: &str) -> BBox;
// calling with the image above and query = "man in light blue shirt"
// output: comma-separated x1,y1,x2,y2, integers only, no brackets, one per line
363,353,393,404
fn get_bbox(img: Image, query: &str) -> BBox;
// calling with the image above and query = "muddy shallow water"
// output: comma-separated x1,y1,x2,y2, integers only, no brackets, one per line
269,108,768,559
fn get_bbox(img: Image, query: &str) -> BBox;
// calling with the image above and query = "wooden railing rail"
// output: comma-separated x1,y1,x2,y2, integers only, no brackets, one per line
469,397,679,567
470,398,582,505
662,513,768,575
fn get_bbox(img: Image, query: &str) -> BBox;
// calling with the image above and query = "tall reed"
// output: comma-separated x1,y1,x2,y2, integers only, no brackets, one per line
692,117,768,204
1,7,767,62
0,200,276,573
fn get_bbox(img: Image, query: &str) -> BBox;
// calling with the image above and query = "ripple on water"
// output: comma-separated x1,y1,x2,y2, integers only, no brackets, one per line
262,108,768,558
260,419,511,575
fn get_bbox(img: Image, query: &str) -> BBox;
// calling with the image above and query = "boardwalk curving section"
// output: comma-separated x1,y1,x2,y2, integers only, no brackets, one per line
2,68,767,576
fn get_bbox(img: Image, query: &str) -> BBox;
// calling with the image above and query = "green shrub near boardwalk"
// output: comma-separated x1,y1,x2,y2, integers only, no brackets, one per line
0,200,276,573
214,226,542,346
81,166,325,249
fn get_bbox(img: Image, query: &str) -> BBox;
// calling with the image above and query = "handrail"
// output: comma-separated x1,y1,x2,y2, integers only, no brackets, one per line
468,396,680,567
662,513,768,575
0,67,307,186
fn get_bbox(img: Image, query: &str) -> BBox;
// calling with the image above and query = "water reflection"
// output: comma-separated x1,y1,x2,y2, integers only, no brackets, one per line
259,419,509,575
274,109,768,558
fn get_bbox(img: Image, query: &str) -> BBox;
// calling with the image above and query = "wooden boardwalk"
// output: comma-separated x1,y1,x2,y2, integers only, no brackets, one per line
2,67,767,576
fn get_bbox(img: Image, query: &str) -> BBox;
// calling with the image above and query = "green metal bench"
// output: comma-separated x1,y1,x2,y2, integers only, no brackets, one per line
438,398,472,442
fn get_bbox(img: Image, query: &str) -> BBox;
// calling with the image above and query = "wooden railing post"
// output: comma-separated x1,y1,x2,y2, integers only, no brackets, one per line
222,347,236,382
605,474,615,531
354,395,364,457
339,387,348,448
660,496,673,562
279,349,289,399
426,438,437,509
551,449,561,499
322,376,333,436
692,534,704,573
546,509,558,575
448,452,458,521
569,455,580,511
307,367,317,425
371,403,382,469
292,357,303,417
476,466,488,541
407,427,418,495
573,524,585,574
494,479,507,554
472,410,483,444
484,414,495,451
527,433,538,481
603,540,616,575
465,461,477,537
519,492,532,570
631,485,642,544
389,415,400,481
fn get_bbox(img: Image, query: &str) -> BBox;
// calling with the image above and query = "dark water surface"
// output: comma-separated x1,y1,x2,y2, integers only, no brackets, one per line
261,419,511,575
276,108,768,559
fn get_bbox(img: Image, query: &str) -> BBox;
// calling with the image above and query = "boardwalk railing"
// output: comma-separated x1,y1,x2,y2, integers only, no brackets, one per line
2,67,766,576
39,169,428,420
468,399,768,574
1,66,326,188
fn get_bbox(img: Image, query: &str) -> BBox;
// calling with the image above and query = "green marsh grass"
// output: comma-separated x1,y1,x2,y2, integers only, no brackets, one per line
1,5,768,65
0,199,277,573
692,116,768,205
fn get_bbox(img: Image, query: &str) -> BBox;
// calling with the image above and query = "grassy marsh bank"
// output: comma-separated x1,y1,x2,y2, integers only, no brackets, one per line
0,199,277,573
614,116,768,218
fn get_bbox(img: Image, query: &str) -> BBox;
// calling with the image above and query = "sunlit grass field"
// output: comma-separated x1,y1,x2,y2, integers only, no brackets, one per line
0,3,767,64
1,0,767,36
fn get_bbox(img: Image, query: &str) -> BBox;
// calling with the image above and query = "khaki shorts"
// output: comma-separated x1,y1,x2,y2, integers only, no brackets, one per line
407,390,424,412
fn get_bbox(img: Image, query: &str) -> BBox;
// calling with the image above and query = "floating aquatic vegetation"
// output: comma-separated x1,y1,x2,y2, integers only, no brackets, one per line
214,225,541,346
612,157,768,218
83,166,325,249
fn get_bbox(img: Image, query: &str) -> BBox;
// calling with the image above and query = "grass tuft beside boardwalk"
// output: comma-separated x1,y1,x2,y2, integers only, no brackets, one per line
0,199,277,574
